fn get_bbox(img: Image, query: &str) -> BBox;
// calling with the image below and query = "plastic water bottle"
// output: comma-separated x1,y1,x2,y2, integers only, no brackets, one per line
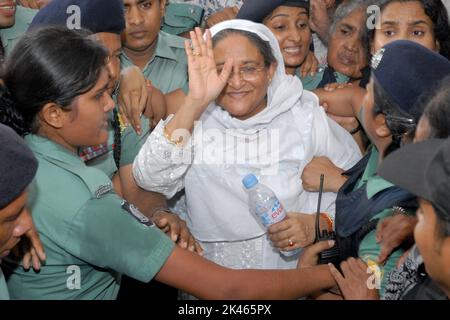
242,173,300,257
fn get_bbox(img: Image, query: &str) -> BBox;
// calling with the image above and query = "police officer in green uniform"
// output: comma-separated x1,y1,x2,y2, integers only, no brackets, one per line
0,2,38,57
28,0,195,248
119,0,200,137
29,0,202,301
0,27,338,300
0,124,38,300
1,28,174,299
29,0,140,178
120,0,191,239
120,0,205,299
121,0,189,95
320,41,450,298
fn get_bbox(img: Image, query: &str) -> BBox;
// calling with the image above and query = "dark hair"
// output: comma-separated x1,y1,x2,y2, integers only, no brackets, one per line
0,26,108,136
212,29,277,67
372,76,417,156
370,0,450,60
420,75,450,139
417,76,450,241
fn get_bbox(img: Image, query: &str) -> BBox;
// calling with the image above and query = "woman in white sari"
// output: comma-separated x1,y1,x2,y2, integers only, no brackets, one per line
133,20,361,272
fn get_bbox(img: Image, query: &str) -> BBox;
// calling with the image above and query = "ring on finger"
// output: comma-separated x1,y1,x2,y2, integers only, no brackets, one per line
288,238,294,247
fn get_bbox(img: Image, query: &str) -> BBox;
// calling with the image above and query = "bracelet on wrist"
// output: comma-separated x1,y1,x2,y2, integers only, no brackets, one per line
163,126,184,146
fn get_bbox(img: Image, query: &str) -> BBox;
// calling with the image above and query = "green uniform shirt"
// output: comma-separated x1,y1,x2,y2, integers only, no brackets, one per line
355,147,413,297
296,65,350,91
121,31,189,94
162,2,204,35
4,135,174,300
0,268,10,300
0,6,38,56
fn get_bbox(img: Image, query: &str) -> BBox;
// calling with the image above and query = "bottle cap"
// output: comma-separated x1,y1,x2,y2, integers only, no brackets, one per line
242,173,258,189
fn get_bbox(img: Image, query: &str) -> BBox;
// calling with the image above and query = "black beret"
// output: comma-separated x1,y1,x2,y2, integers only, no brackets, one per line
237,0,309,23
29,0,125,35
372,40,450,121
0,124,38,209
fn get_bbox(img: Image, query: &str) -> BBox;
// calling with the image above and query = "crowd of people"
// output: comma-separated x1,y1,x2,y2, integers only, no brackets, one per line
0,0,449,300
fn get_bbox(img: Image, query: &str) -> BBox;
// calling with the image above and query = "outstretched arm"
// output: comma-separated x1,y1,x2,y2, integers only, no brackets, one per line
156,245,335,300
314,86,365,117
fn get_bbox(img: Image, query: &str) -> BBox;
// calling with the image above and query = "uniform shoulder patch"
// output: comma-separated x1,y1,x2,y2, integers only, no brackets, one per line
121,200,155,227
95,184,113,198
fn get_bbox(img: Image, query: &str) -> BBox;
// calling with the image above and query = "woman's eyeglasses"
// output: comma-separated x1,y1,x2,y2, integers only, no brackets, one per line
217,66,266,82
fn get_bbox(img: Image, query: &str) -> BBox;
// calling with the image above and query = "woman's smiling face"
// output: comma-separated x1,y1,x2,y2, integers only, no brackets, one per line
214,34,276,121
264,6,311,74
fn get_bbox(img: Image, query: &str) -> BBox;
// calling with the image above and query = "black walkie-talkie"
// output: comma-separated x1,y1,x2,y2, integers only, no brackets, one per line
315,174,340,266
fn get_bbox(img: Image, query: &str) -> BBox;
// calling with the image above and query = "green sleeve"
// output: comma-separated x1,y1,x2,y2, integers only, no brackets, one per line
0,269,10,300
358,208,406,297
65,193,175,283
299,69,323,91
162,3,204,35
119,119,150,167
181,81,189,95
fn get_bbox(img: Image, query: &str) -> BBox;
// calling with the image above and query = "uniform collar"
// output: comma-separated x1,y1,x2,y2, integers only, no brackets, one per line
0,6,38,50
153,31,179,62
25,134,113,197
25,134,84,167
360,146,394,199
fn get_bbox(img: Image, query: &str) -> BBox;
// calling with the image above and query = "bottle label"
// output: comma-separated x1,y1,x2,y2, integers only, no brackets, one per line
259,200,286,227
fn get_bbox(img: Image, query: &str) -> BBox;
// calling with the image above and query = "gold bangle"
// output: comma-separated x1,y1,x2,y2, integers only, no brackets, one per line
163,126,184,146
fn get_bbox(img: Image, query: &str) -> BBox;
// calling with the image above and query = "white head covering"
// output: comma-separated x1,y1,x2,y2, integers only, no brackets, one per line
204,19,305,131
174,21,360,247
